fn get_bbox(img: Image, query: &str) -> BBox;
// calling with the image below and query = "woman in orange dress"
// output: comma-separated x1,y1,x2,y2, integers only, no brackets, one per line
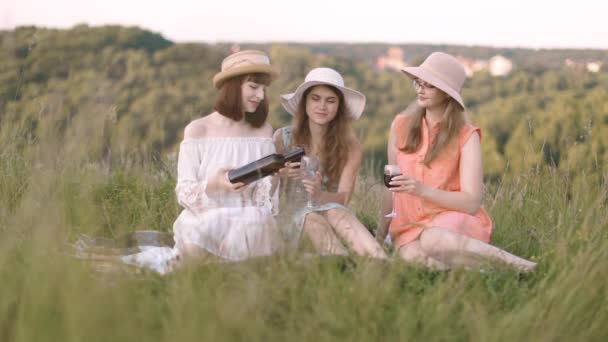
377,52,536,272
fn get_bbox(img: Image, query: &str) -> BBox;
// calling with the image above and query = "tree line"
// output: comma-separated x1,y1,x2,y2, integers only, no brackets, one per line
0,25,606,182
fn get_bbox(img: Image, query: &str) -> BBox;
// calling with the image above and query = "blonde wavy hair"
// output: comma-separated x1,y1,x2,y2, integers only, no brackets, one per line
400,97,467,165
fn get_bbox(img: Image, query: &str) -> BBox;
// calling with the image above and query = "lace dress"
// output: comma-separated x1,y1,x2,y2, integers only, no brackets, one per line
121,137,282,273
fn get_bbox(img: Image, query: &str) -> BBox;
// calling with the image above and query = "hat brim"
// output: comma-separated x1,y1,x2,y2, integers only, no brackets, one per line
401,67,465,110
213,65,279,89
280,81,366,120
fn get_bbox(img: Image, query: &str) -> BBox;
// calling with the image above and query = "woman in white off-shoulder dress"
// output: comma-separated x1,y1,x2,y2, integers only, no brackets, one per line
120,50,283,273
173,136,281,260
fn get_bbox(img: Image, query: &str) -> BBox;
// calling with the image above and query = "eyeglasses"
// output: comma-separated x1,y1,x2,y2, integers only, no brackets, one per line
412,79,436,91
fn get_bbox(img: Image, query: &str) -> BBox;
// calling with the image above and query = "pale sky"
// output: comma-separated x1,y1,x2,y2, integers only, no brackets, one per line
2,0,608,49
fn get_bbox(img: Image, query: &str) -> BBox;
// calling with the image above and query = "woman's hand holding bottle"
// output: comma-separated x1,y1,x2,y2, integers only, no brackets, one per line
278,161,303,180
207,167,246,194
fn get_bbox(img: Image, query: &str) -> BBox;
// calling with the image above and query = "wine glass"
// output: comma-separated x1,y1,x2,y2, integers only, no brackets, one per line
301,156,320,208
384,164,401,218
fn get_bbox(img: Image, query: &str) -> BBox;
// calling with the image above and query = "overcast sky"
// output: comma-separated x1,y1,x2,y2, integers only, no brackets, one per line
2,0,608,49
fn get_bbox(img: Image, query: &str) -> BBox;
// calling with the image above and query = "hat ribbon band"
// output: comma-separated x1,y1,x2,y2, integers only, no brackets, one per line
223,56,270,70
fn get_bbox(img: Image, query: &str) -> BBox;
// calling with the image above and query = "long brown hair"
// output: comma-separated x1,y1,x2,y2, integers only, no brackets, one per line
214,73,271,128
400,97,467,165
291,85,353,189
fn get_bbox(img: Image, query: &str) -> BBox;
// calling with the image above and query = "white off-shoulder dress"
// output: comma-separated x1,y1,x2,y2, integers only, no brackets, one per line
121,137,282,273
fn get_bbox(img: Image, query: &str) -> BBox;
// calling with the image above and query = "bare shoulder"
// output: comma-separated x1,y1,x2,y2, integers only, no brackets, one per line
272,127,283,142
183,116,210,139
272,126,287,152
463,129,481,147
259,122,274,138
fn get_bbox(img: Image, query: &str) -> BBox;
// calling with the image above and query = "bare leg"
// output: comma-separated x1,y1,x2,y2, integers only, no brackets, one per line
376,188,393,242
302,212,348,256
398,240,449,270
324,208,387,259
419,227,537,272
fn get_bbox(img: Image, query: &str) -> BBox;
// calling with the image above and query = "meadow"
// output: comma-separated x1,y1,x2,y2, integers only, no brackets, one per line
0,135,606,342
1,25,607,341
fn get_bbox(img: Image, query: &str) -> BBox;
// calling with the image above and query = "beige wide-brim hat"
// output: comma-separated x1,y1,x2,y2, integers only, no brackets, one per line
401,52,467,109
281,67,366,120
213,50,279,89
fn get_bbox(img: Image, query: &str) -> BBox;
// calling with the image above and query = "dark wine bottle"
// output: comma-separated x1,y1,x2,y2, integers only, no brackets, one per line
228,146,305,185
283,146,306,163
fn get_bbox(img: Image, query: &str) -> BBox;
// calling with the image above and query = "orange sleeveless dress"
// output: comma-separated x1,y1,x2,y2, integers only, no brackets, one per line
389,114,492,248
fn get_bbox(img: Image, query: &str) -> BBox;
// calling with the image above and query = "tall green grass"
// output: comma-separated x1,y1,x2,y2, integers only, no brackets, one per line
0,141,607,341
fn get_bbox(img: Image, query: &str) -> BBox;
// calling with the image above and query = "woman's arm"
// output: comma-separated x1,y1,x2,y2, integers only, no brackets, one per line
390,131,483,215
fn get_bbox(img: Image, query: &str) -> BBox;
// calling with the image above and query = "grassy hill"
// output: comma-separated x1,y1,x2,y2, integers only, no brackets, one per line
0,25,606,341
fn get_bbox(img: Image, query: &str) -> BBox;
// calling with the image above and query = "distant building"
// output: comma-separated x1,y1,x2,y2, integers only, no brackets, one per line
376,50,514,77
455,56,488,77
489,55,513,77
376,47,408,71
564,58,577,68
565,58,603,73
387,47,404,60
586,61,602,73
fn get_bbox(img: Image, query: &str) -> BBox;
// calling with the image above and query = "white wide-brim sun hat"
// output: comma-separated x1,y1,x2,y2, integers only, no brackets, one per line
281,67,366,120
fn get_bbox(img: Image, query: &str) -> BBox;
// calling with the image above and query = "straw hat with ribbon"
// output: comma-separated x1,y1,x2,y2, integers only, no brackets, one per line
281,67,366,120
213,50,279,89
401,52,467,109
